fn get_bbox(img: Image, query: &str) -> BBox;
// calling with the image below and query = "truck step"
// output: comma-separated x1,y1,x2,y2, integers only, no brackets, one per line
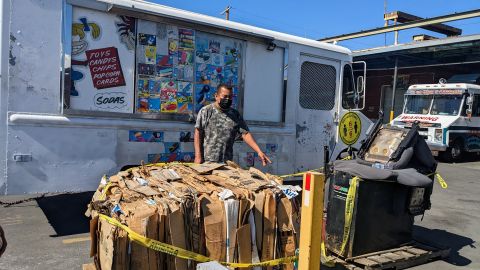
331,240,450,270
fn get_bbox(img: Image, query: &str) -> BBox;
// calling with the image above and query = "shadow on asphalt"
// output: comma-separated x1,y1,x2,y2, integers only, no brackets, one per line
414,225,475,266
436,153,480,164
36,191,94,237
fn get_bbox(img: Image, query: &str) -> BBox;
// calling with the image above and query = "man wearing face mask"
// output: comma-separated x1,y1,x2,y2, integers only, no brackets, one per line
194,84,271,166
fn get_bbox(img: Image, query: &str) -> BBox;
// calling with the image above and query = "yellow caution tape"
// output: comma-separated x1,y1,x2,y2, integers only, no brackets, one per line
339,176,359,256
100,181,113,200
434,173,448,189
279,156,352,178
149,162,194,167
98,214,297,268
321,241,336,267
279,168,323,178
426,172,448,189
125,162,195,173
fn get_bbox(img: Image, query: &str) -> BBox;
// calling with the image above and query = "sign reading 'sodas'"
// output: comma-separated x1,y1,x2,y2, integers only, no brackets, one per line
94,92,127,110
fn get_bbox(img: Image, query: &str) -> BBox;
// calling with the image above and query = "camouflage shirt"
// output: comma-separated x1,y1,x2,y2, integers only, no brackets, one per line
195,104,249,163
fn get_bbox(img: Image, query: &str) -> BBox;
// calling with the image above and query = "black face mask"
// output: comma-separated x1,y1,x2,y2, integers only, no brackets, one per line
219,98,232,110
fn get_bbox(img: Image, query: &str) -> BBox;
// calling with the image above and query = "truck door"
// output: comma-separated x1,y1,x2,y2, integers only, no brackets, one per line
295,54,340,172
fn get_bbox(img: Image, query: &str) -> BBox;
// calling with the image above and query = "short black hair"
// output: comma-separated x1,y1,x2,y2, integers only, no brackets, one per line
216,83,233,94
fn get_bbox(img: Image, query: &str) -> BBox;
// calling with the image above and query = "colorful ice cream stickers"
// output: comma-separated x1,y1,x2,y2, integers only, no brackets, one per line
195,51,211,64
157,67,173,78
210,53,224,66
160,81,178,113
129,130,164,142
177,81,193,114
138,97,149,112
178,50,194,66
224,66,238,86
147,152,195,163
195,64,223,85
245,152,257,167
266,143,279,153
144,46,156,64
138,63,155,76
168,39,178,55
175,66,194,82
178,29,195,50
209,40,220,53
195,84,216,112
149,96,161,112
138,33,156,46
157,54,173,67
180,131,193,142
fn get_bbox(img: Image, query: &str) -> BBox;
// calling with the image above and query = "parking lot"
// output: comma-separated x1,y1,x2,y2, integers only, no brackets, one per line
0,159,479,270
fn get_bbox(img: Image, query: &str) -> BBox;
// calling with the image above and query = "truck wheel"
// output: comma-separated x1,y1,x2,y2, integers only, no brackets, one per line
0,225,6,258
442,140,463,162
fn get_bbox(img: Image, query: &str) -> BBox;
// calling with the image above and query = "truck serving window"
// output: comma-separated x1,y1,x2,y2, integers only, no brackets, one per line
431,95,463,116
135,20,245,119
64,7,245,120
474,94,480,116
299,62,336,110
404,95,432,114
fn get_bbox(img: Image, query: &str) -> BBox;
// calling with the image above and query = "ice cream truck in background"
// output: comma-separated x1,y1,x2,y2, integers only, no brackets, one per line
391,82,480,161
0,0,371,194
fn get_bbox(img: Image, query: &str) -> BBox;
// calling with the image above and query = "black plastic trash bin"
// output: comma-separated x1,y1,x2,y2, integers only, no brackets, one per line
325,170,415,258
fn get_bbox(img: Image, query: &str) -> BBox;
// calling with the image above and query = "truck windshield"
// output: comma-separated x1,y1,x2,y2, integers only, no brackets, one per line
430,95,463,116
404,95,432,114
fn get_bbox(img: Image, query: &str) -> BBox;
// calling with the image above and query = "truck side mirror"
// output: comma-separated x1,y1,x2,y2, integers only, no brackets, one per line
467,95,474,106
466,95,473,118
356,76,365,94
352,61,367,111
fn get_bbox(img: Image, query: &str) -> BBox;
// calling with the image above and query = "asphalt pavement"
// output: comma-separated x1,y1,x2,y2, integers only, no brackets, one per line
0,159,479,270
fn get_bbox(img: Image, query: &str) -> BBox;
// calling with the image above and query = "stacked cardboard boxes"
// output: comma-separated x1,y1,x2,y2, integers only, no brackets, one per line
86,162,301,269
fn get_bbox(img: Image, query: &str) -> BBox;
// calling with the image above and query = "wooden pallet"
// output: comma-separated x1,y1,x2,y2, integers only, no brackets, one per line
332,241,450,270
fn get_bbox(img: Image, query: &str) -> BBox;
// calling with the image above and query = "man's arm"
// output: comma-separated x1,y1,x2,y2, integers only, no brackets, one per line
242,132,271,166
194,128,203,164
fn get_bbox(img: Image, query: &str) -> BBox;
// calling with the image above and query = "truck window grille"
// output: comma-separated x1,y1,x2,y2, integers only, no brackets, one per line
299,61,336,110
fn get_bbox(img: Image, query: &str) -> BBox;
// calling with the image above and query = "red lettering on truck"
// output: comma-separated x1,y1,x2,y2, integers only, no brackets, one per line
85,47,126,89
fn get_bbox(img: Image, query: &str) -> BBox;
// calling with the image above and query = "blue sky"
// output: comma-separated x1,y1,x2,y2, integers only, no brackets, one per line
151,0,480,50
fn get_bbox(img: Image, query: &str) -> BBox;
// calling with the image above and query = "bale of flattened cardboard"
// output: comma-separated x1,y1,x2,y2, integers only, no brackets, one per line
86,162,302,270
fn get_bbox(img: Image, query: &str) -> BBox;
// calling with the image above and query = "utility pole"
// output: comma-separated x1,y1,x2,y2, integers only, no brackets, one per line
221,6,231,20
384,0,387,46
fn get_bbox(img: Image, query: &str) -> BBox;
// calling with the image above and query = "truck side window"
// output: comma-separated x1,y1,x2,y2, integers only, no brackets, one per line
299,62,336,110
463,94,480,116
474,94,480,116
342,64,356,109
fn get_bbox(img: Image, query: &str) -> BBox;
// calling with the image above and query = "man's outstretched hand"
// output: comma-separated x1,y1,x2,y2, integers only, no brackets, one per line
258,151,272,166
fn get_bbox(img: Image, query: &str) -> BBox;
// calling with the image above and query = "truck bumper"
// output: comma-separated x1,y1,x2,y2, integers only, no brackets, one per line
427,142,447,156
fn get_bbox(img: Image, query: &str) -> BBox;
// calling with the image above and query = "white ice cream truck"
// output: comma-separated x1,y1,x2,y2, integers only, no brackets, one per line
0,0,371,194
391,83,480,161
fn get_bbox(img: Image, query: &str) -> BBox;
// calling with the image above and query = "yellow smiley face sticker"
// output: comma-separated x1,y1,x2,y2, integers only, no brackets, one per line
339,112,362,145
